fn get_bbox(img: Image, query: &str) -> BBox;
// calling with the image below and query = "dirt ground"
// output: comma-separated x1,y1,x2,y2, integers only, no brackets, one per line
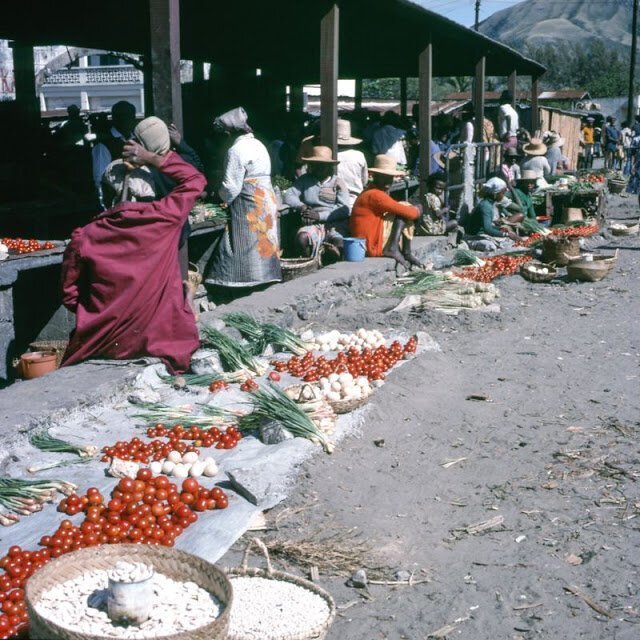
221,194,640,639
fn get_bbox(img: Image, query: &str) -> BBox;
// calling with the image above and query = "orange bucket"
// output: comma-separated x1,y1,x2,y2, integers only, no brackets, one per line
19,351,58,380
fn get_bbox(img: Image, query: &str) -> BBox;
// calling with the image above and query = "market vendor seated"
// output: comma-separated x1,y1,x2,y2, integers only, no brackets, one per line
60,127,206,374
283,146,350,260
512,170,538,221
417,173,458,236
463,177,519,252
350,154,423,269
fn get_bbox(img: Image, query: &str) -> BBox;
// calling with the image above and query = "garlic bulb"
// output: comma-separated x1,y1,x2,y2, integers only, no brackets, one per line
162,460,176,475
182,451,199,465
167,450,182,464
189,461,205,477
173,463,189,478
150,461,163,475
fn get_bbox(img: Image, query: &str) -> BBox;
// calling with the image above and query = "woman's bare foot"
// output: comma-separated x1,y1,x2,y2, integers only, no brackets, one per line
383,247,409,269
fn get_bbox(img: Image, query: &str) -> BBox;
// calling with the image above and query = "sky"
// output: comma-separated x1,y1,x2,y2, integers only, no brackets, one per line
412,0,525,28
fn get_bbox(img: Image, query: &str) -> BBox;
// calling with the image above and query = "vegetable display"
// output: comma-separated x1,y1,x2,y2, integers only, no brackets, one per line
189,202,228,225
0,478,76,525
200,325,266,375
308,328,386,352
457,254,532,283
1,238,56,255
517,224,599,247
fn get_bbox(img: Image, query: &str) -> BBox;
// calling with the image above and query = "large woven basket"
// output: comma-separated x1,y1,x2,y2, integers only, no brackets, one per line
328,393,372,415
566,252,618,282
29,340,68,368
286,382,369,416
26,544,233,640
520,261,557,283
607,179,626,195
225,538,336,640
280,256,319,282
609,220,640,236
541,236,581,266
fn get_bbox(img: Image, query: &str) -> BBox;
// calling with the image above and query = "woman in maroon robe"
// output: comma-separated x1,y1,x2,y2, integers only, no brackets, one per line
60,141,206,374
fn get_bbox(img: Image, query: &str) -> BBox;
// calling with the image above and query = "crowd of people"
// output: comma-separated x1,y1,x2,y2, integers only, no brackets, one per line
56,92,637,373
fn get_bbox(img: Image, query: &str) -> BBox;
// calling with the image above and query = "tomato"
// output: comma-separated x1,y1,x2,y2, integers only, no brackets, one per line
268,371,281,382
182,478,199,494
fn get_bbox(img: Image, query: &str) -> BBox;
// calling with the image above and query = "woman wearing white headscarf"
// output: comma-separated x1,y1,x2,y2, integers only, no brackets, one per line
463,177,519,252
205,107,281,290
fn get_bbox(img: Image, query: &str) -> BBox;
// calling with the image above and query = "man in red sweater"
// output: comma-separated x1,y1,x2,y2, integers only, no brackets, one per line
350,155,422,268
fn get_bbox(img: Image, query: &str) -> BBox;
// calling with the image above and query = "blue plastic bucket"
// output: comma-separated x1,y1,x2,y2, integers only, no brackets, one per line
343,237,367,262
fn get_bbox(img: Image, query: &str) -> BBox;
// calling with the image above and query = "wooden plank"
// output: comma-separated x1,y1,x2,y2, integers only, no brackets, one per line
531,76,540,136
355,78,363,110
418,41,433,203
474,57,486,143
508,71,517,107
148,0,183,130
320,3,339,156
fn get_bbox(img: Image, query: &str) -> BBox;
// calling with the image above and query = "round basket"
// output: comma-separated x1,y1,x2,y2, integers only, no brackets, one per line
566,253,617,282
225,538,336,640
29,340,68,368
609,220,640,236
286,382,370,415
541,236,581,266
520,261,557,283
26,544,233,640
280,256,319,282
607,179,626,195
328,393,372,415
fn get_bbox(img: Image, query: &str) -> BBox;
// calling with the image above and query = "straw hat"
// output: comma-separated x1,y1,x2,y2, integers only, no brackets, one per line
301,145,339,164
523,138,547,156
368,154,405,177
517,170,538,182
337,119,362,146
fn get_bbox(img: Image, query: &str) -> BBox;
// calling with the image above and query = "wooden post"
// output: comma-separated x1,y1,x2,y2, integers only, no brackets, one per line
320,3,339,156
508,71,517,106
531,76,540,135
192,60,204,83
290,84,304,114
400,76,408,117
418,41,433,203
10,42,38,120
355,78,363,110
149,0,183,130
473,56,486,143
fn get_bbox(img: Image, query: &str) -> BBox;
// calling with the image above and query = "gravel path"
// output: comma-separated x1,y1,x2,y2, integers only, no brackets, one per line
222,194,640,639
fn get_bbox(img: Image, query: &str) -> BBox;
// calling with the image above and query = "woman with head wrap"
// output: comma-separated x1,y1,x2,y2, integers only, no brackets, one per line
463,177,519,252
60,118,206,374
204,107,281,291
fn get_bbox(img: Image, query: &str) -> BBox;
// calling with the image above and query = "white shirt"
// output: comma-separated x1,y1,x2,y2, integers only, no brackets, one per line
92,127,126,190
521,155,551,179
337,148,368,208
219,133,272,203
498,104,519,138
621,127,633,149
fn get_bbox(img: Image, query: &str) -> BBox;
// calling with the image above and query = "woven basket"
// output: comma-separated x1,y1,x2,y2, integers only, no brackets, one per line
327,393,372,415
609,220,640,236
520,261,557,283
607,179,626,195
225,538,336,640
29,340,68,368
280,256,319,282
286,382,369,416
26,545,232,640
541,236,581,266
566,252,618,282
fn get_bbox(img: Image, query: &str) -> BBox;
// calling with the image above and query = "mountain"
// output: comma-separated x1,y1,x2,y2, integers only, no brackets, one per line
477,0,634,53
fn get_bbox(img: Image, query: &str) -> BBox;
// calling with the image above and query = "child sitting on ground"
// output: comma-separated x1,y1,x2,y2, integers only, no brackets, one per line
417,173,458,236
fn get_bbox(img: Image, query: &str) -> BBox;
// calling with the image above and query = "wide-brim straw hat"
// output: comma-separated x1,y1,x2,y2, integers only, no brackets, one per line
523,138,547,156
336,119,362,146
517,169,538,182
301,145,339,164
369,154,405,177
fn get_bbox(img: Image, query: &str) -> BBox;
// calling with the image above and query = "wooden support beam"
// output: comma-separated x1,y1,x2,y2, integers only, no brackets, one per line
508,71,517,106
320,3,339,156
418,41,433,203
531,76,540,135
400,76,408,117
355,78,363,110
290,84,304,114
10,42,38,120
473,56,486,143
149,0,183,130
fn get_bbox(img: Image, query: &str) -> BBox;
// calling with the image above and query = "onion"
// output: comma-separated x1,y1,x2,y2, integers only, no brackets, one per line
173,463,189,478
182,451,199,465
338,373,353,385
331,381,342,392
150,461,162,475
189,461,205,477
161,460,175,474
167,450,182,464
203,462,219,477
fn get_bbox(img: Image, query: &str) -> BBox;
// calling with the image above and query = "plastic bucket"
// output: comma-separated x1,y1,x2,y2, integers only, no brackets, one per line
343,237,366,262
19,351,57,380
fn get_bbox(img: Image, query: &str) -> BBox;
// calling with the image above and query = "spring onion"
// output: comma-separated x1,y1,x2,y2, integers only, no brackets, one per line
200,325,266,374
453,249,485,267
390,270,448,297
0,477,77,519
30,431,97,458
238,383,333,453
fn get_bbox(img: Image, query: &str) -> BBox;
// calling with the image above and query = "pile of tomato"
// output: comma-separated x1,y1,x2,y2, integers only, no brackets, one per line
2,238,55,255
517,224,599,248
271,338,417,383
459,254,532,283
100,436,199,464
583,174,606,184
240,379,260,393
146,423,241,450
208,380,229,393
0,471,229,638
